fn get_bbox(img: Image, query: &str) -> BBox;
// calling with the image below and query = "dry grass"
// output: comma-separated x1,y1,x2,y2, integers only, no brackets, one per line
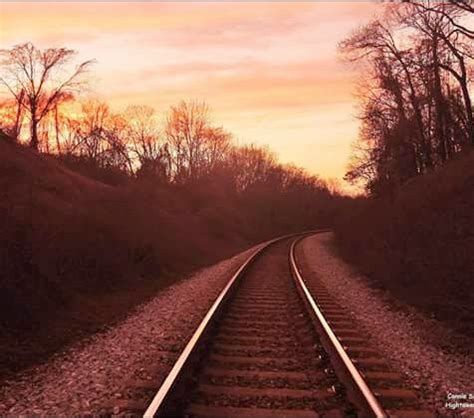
0,135,247,377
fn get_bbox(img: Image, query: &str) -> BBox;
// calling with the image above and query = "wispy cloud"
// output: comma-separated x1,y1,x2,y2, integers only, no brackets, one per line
0,1,379,181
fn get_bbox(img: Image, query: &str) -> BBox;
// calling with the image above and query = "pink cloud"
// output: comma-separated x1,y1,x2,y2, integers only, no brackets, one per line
0,1,380,183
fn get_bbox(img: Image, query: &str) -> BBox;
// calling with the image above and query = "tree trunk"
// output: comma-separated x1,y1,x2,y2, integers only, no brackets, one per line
442,41,474,147
460,81,474,146
30,117,39,151
398,55,433,169
55,106,62,155
13,90,25,141
432,38,448,162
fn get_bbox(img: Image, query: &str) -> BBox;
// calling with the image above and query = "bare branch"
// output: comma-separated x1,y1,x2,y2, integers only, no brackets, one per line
0,43,94,149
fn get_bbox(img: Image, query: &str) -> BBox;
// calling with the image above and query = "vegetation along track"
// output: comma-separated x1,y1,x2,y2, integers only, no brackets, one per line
142,233,433,418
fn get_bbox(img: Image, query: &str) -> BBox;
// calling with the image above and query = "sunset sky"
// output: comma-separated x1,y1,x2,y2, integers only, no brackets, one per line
0,2,381,186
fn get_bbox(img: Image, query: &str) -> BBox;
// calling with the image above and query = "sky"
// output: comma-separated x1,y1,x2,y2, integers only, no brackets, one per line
0,1,381,186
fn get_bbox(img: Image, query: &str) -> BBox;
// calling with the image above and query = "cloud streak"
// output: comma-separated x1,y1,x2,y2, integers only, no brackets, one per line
0,1,379,181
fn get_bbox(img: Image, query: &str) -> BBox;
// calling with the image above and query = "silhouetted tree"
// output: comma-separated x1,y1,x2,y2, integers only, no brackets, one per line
165,101,231,183
123,105,169,180
0,43,94,150
397,1,474,146
0,97,25,140
341,2,473,195
73,100,111,162
227,145,277,193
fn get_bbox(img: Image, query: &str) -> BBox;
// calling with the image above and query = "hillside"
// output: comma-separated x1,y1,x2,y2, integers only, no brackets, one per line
336,149,474,342
0,133,250,377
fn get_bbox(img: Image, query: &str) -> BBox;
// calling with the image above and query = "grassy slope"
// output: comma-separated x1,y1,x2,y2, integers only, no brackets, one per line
0,133,248,377
335,150,474,339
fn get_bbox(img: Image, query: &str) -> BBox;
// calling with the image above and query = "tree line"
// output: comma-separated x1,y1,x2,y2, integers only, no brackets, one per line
340,0,473,196
0,42,337,235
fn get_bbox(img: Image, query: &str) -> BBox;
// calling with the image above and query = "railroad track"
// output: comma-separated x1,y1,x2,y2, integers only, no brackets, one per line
141,233,432,418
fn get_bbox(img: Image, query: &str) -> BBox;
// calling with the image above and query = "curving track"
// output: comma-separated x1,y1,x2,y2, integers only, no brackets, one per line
142,233,432,418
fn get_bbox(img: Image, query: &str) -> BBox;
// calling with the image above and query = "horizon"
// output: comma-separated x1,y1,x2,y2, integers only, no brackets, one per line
0,1,381,190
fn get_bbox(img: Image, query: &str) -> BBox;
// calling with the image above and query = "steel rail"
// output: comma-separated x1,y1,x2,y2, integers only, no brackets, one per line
143,232,308,418
289,237,388,418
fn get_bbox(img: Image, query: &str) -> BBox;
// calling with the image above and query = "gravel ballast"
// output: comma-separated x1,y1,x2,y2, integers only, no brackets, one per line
0,243,264,416
298,232,474,416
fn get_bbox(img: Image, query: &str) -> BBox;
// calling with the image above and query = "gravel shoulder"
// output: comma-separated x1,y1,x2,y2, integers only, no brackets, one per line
0,242,265,416
297,232,474,416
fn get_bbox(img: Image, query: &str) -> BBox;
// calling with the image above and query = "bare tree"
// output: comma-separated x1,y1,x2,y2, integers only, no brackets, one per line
0,43,94,150
165,101,231,182
165,100,207,182
340,20,434,168
73,100,111,161
124,105,169,179
0,96,25,139
101,113,133,173
402,0,474,39
396,1,474,145
228,144,277,193
126,106,158,160
201,126,232,173
341,2,473,194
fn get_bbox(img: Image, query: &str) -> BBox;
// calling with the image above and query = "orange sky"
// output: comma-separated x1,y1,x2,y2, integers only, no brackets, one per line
0,2,381,185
